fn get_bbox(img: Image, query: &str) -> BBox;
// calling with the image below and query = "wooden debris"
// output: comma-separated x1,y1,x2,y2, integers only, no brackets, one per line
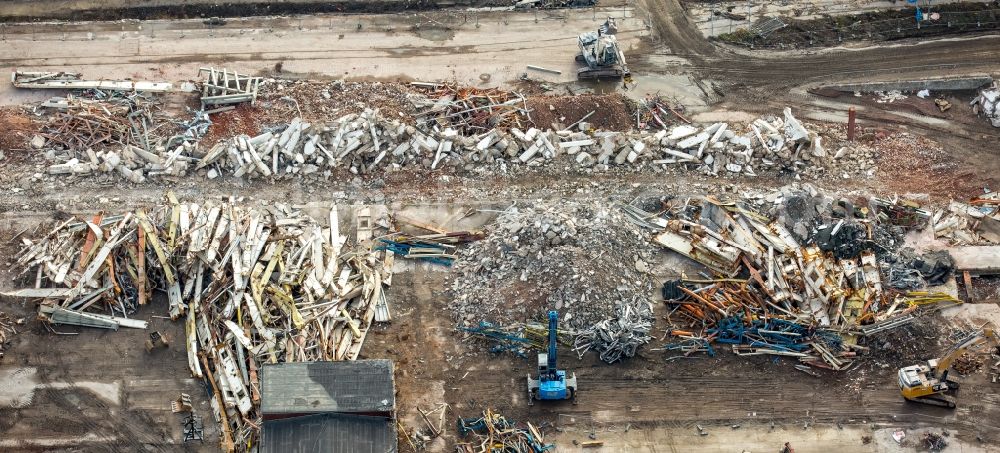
11,194,394,449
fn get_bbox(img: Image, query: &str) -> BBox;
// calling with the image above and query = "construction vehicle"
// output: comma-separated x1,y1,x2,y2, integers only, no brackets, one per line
898,328,996,408
527,310,577,405
575,18,630,81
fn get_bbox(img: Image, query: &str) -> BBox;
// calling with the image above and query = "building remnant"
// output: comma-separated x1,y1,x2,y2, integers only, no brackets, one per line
260,360,397,453
932,191,1000,245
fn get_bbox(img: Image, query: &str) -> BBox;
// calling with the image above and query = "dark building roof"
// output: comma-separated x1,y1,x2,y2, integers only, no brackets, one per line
262,413,397,453
261,360,395,416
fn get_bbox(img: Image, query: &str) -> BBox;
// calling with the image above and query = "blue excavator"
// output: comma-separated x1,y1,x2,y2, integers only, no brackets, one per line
527,310,578,405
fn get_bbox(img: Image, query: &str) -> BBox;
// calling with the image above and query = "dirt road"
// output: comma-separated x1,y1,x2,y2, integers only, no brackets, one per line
0,8,649,105
638,0,1000,86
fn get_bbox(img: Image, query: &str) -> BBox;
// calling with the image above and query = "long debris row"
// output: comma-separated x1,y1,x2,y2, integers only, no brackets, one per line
10,195,392,451
37,99,859,181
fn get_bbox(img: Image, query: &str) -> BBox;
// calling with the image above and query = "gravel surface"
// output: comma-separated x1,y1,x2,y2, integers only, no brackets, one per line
449,200,657,330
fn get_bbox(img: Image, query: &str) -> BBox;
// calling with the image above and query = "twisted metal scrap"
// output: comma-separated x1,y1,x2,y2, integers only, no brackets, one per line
456,408,553,453
573,297,653,363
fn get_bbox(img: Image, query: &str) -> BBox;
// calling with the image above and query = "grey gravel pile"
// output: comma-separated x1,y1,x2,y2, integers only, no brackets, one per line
449,201,656,331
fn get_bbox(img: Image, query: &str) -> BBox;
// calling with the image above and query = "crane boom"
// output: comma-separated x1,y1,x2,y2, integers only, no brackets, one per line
547,310,558,377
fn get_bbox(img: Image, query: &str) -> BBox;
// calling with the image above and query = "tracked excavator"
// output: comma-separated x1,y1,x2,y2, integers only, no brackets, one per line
898,328,996,408
527,310,577,405
575,18,631,81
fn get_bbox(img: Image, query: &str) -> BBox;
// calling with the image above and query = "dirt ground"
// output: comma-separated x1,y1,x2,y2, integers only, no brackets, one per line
0,296,219,451
0,0,511,22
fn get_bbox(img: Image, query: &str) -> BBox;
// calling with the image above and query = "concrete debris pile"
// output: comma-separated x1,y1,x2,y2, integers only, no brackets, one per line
449,201,656,359
951,352,984,375
874,90,907,104
972,80,1000,127
923,432,948,452
647,185,960,370
572,299,653,363
34,98,859,181
931,191,1000,245
7,195,392,451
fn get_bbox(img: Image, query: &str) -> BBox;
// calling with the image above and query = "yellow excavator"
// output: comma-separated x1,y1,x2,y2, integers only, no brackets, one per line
898,328,996,408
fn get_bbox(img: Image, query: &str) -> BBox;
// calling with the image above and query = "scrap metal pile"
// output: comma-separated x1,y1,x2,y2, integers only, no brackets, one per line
450,201,655,363
410,83,529,134
8,195,391,451
637,93,691,130
637,185,959,370
36,90,211,182
456,408,552,453
36,89,188,155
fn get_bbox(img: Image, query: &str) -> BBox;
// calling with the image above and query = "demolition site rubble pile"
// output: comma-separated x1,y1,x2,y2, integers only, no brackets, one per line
5,195,393,451
27,74,869,181
449,201,656,363
931,190,1000,245
634,184,969,371
456,408,553,452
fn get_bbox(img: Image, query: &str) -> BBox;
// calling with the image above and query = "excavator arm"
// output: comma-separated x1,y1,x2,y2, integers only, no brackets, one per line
935,329,995,373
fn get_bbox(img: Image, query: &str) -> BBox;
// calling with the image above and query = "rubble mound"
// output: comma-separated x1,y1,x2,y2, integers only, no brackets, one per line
525,93,635,132
449,201,656,330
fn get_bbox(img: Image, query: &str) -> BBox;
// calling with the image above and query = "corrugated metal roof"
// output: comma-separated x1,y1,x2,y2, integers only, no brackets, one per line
262,413,397,453
261,360,395,415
